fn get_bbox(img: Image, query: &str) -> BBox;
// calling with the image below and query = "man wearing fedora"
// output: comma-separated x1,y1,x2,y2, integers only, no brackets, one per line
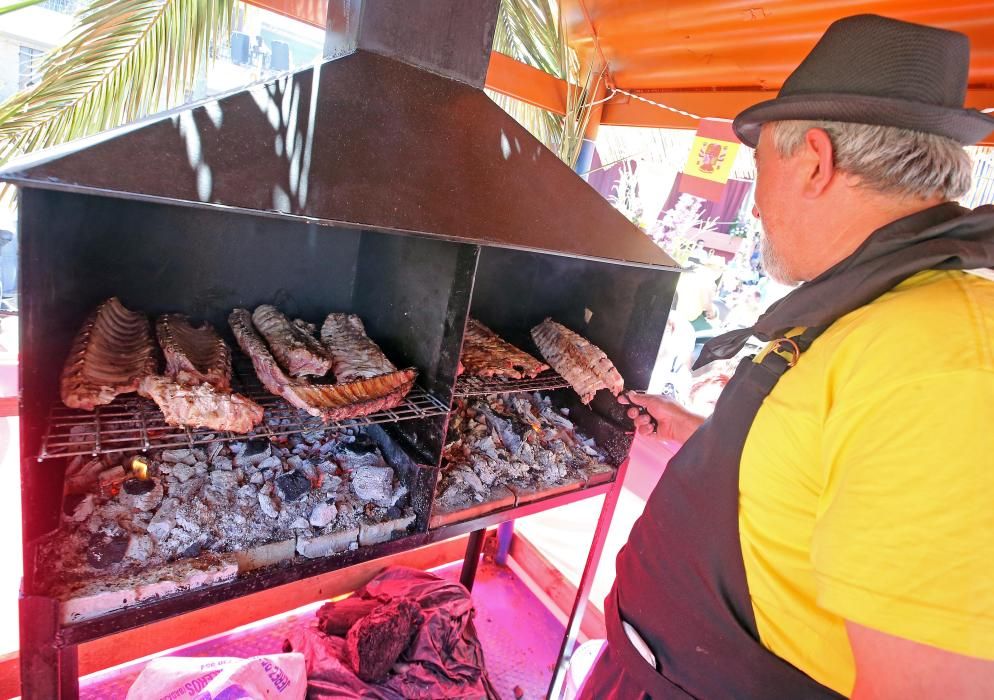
582,14,994,699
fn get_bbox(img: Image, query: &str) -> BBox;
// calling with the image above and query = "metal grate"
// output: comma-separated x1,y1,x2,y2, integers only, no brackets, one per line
36,358,449,461
453,370,571,397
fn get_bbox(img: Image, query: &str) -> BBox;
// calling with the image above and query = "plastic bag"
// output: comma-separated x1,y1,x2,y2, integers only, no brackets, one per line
125,652,306,700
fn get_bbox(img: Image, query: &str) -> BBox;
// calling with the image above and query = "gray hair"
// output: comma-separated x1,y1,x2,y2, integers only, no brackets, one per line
769,121,973,200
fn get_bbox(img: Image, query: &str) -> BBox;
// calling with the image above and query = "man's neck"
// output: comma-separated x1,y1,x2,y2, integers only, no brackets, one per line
804,193,947,279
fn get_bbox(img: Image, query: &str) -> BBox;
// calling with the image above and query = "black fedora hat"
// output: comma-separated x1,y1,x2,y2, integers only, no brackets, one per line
733,14,994,148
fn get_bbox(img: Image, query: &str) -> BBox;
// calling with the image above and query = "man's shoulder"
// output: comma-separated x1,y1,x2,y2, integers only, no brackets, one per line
814,269,994,392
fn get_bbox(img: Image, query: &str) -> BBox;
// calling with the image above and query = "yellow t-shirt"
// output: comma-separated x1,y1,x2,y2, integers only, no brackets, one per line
739,269,994,695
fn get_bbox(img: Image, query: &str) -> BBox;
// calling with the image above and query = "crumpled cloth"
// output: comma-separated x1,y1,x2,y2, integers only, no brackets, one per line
285,566,501,699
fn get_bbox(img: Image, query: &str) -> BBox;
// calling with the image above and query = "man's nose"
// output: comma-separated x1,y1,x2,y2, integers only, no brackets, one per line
752,205,761,219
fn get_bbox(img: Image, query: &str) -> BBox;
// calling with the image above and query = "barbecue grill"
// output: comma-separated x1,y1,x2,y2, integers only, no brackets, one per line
2,1,680,697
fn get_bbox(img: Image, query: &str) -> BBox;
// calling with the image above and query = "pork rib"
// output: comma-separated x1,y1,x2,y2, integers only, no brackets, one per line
251,305,331,378
156,314,232,392
138,376,264,434
530,318,624,404
230,309,417,421
320,313,397,381
460,318,549,379
60,297,158,411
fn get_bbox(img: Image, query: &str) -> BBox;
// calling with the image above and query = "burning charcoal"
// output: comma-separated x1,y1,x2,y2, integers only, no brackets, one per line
345,598,424,682
175,508,201,534
147,507,176,542
351,465,394,504
319,441,338,457
210,470,239,490
257,455,282,472
290,516,311,530
297,460,317,481
86,533,130,569
125,534,154,564
171,464,196,483
275,470,310,502
287,455,304,471
309,502,337,528
249,471,265,485
181,541,203,558
98,465,126,488
206,442,225,463
236,437,271,464
162,449,196,465
316,597,379,636
322,475,343,493
237,484,258,500
119,477,164,512
194,462,208,477
63,493,94,522
258,493,279,519
169,476,204,503
191,448,207,463
85,514,104,534
212,456,233,471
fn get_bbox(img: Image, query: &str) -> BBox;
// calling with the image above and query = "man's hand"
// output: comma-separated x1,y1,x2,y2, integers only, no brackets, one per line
619,392,704,445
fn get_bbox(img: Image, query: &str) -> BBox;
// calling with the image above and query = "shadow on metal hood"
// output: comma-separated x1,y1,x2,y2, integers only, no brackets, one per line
0,0,677,269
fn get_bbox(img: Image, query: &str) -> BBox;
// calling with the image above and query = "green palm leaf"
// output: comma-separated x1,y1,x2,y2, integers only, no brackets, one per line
490,0,605,168
0,0,236,170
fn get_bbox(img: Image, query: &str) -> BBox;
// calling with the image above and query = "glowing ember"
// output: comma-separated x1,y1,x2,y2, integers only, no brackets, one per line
131,457,149,480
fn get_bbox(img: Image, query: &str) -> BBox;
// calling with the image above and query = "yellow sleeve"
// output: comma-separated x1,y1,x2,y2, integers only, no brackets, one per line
813,369,994,659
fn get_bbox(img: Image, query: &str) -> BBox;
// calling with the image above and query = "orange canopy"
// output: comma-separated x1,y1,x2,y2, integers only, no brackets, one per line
245,0,994,142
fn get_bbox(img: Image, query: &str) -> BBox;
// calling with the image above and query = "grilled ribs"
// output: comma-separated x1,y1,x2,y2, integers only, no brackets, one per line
320,313,397,381
531,318,624,404
138,376,264,434
60,297,158,410
251,305,332,378
460,318,549,379
230,309,417,421
156,314,232,391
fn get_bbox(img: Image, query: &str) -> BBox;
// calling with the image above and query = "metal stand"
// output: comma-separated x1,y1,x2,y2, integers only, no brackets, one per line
20,596,65,700
546,457,631,700
459,528,487,591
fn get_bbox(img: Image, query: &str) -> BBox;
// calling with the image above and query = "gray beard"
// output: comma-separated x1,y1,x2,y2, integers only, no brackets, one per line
760,232,801,286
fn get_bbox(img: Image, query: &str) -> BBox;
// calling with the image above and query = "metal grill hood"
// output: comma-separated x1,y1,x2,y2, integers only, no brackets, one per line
0,0,677,269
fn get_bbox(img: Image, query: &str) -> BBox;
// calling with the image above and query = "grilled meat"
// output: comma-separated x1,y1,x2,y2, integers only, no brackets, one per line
156,314,232,392
460,318,549,379
138,376,263,433
251,305,332,378
530,318,624,404
320,313,398,381
230,308,418,421
60,297,158,410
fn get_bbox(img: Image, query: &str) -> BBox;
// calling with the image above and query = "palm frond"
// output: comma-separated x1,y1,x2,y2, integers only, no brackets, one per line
491,0,605,168
0,0,236,169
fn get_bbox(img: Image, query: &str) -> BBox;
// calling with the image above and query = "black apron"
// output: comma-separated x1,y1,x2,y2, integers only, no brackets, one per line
594,203,994,699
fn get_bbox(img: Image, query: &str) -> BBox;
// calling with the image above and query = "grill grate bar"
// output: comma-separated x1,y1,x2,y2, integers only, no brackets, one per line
453,370,571,397
36,353,449,461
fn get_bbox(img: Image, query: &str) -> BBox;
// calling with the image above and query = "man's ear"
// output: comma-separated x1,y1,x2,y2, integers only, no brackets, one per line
801,128,836,198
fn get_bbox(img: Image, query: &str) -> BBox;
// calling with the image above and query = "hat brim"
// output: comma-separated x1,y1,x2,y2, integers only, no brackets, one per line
732,93,994,148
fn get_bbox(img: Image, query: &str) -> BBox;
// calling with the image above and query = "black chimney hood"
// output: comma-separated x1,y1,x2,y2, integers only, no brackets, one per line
0,0,678,270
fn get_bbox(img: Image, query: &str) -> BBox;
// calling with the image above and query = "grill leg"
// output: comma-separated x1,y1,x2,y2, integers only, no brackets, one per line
495,521,514,566
20,596,60,700
459,528,486,591
60,645,80,700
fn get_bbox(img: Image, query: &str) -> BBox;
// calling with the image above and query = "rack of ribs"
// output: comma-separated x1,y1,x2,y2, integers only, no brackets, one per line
138,376,264,433
230,309,417,421
530,318,624,404
460,318,549,379
60,297,158,410
251,305,332,378
320,313,398,380
156,314,232,391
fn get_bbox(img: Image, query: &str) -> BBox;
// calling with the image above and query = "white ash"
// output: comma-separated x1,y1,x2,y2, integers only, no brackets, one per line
41,427,416,605
437,392,612,510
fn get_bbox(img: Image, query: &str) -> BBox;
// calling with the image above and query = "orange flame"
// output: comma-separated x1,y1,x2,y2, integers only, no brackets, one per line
131,456,149,480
